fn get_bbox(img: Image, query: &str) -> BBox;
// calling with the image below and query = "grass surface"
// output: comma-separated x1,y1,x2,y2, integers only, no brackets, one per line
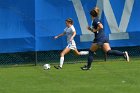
0,59,140,93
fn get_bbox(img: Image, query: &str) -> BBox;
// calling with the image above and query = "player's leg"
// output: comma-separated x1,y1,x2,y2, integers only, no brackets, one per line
73,49,89,56
71,40,89,56
103,43,129,62
60,48,71,67
81,43,99,70
54,47,71,69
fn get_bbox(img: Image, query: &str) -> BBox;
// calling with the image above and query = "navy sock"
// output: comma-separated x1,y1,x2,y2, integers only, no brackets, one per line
107,50,124,56
87,50,94,68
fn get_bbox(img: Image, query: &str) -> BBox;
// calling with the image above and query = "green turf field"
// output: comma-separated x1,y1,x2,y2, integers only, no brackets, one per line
0,59,140,93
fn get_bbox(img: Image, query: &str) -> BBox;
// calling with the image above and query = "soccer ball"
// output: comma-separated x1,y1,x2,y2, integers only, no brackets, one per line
43,64,51,70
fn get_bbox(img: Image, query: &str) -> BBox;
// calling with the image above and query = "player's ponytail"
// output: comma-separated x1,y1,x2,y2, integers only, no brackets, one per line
90,7,100,17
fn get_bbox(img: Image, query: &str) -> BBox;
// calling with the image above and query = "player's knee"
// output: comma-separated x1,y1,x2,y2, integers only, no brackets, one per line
107,50,112,55
89,50,94,56
60,52,65,57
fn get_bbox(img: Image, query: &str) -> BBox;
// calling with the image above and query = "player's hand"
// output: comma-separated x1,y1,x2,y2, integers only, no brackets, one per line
87,26,92,31
93,29,97,32
54,36,58,39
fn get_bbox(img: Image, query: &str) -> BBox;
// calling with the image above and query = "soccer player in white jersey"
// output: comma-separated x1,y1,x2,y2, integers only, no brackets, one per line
54,18,89,69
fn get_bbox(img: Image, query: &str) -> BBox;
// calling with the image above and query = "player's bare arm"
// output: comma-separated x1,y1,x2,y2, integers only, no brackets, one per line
54,32,66,39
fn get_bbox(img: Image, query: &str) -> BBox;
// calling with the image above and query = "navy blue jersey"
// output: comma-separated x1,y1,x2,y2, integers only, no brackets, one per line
92,17,105,39
91,17,109,45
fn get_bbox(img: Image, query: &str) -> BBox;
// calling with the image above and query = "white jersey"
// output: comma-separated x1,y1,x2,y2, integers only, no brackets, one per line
64,25,77,50
64,25,76,44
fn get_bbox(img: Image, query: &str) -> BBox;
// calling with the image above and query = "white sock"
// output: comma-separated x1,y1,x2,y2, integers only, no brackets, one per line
60,57,64,68
79,51,89,55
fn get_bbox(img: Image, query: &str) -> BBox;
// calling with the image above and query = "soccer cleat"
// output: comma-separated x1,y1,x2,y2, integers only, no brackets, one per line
81,65,91,70
54,66,62,69
124,51,129,62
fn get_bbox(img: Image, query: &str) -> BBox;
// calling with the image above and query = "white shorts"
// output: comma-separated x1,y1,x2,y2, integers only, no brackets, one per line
66,40,77,50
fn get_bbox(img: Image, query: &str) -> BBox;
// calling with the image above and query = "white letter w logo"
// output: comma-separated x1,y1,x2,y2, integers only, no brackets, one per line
97,0,134,40
72,0,134,41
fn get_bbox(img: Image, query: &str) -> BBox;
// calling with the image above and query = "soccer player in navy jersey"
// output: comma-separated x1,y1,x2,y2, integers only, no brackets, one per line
81,7,129,70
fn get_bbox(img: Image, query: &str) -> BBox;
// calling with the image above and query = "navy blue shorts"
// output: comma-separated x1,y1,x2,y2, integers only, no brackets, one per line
93,37,109,46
